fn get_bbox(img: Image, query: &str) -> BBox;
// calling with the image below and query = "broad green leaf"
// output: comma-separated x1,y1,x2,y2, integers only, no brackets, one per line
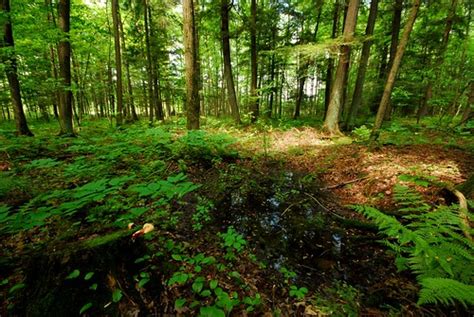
79,302,92,314
66,269,80,280
112,289,123,302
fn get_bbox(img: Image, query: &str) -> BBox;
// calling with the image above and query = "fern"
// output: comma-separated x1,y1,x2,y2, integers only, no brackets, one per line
353,182,474,308
418,278,474,307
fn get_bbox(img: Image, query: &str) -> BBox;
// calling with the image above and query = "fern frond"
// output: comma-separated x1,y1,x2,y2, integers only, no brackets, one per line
418,278,474,308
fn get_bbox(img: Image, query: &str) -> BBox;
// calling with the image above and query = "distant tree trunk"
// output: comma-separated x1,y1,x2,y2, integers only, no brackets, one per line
459,82,473,126
371,0,421,141
417,0,457,123
147,8,164,121
111,0,123,126
221,0,240,124
383,0,403,121
249,0,258,122
46,0,59,120
1,0,33,136
323,0,359,135
183,0,200,129
143,0,154,124
344,0,378,130
57,0,74,136
119,6,137,121
324,1,341,119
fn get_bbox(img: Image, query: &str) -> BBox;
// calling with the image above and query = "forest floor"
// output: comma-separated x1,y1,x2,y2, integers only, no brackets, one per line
0,118,473,316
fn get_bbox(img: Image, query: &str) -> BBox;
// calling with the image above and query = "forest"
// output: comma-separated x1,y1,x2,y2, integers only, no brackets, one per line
0,0,473,315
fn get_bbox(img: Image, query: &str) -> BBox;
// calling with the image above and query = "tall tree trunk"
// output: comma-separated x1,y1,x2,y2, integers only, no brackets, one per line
57,0,74,135
344,0,378,130
112,0,123,126
1,0,33,136
147,7,164,121
383,0,403,121
371,0,421,141
143,0,154,124
249,0,258,122
183,0,200,129
323,0,359,135
119,6,137,121
324,1,341,119
221,0,240,124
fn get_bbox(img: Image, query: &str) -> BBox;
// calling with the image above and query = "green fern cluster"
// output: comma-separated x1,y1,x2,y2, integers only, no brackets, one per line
352,184,474,308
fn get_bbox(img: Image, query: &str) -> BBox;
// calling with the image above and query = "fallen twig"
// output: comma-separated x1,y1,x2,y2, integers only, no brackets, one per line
321,176,369,190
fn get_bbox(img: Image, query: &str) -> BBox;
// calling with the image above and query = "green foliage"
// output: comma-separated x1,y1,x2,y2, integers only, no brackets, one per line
289,285,308,300
192,199,213,231
418,278,474,307
170,131,238,164
353,182,474,307
351,125,371,142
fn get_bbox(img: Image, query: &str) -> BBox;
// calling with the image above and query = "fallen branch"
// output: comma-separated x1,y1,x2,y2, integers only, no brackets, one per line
448,186,472,241
321,176,368,190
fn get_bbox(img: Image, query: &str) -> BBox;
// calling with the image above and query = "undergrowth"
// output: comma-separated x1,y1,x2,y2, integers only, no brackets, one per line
353,177,474,308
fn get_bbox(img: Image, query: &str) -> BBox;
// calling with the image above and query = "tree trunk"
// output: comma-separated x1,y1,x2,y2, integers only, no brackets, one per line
111,0,123,126
183,0,200,129
57,0,74,135
119,6,137,121
323,0,359,135
249,0,258,122
1,0,33,136
324,1,341,119
221,0,240,124
371,0,421,141
143,0,154,124
147,8,164,121
344,0,378,130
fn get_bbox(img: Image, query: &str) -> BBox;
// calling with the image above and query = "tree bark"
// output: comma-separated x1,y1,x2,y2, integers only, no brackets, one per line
371,0,421,141
344,0,378,130
249,0,258,122
1,0,33,136
183,0,200,129
221,0,240,124
57,0,74,135
119,6,137,121
143,0,154,124
323,0,359,135
111,0,123,126
324,1,341,119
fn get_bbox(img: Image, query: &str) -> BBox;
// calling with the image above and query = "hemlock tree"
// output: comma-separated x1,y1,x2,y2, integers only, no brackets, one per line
1,0,33,136
57,0,74,136
370,0,421,142
183,0,200,129
323,0,359,136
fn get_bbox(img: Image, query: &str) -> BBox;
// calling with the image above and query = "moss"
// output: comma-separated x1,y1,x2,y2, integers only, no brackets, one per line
81,230,130,249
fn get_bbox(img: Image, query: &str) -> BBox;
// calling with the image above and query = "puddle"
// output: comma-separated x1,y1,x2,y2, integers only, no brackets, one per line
215,171,349,288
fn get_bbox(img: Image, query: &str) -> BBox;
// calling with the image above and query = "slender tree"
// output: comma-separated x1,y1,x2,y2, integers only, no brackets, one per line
111,0,123,126
249,0,258,122
324,1,341,118
344,0,379,130
183,0,200,129
371,0,421,141
57,0,74,135
143,0,154,124
221,0,240,124
1,0,33,136
323,0,359,135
